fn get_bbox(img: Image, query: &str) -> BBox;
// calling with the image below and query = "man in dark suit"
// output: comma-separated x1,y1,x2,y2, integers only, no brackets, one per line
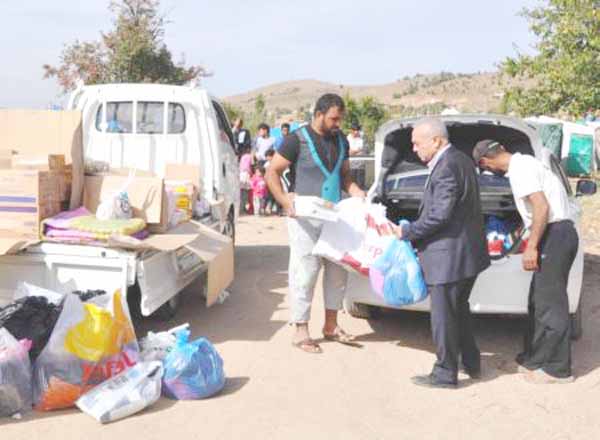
395,118,490,388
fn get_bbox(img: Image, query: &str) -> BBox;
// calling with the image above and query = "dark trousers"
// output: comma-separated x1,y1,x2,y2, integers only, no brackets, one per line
429,277,479,383
519,220,579,378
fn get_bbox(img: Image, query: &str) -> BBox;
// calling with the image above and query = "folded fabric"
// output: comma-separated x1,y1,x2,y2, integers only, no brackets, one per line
69,216,146,240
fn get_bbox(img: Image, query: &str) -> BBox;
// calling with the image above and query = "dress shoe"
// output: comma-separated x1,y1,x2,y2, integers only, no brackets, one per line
411,374,457,389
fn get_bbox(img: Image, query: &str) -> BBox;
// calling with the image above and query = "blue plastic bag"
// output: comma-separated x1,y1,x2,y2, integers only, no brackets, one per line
369,239,427,307
162,330,225,400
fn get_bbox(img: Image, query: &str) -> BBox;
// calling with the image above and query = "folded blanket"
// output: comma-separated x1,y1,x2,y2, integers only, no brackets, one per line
69,216,146,240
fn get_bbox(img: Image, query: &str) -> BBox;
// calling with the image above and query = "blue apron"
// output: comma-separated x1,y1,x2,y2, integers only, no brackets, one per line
299,127,345,203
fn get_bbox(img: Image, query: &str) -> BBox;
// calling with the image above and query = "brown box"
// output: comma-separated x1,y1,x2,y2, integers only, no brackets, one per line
0,169,64,239
83,174,166,229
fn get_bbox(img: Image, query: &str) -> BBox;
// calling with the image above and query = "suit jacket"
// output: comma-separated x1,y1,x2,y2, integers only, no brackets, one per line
402,146,490,285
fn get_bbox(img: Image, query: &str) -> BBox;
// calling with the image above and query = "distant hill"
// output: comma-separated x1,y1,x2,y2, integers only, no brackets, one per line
224,72,529,121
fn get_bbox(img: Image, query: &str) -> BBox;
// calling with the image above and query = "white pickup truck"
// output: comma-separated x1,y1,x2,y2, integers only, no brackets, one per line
0,83,239,319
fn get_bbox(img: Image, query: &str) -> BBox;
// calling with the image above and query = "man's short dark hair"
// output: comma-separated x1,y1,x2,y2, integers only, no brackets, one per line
314,93,345,116
281,123,290,130
258,123,269,131
265,149,275,158
472,139,505,163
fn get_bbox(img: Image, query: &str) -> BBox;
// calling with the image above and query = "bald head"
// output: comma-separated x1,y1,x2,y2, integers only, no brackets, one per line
413,118,449,142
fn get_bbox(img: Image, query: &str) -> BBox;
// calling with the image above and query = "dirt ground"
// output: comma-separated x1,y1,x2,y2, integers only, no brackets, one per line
3,195,600,439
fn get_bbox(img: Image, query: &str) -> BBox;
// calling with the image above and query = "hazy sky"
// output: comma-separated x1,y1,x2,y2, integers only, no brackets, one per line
1,1,538,108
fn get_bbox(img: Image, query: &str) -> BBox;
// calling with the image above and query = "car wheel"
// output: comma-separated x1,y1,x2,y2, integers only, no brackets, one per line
154,294,180,322
345,299,379,320
570,304,583,341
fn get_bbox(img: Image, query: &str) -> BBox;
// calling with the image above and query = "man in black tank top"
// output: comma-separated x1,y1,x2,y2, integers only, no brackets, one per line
266,94,365,353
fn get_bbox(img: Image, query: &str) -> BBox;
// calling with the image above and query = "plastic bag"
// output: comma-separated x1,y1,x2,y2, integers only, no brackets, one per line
162,330,225,400
0,329,32,418
369,239,428,306
0,283,64,362
313,198,397,276
33,290,139,411
312,197,368,272
76,361,163,424
139,323,190,362
96,170,135,221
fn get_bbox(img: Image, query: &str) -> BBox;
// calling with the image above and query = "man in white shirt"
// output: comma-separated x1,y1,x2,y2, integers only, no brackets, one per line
347,122,364,156
253,123,276,163
473,139,579,384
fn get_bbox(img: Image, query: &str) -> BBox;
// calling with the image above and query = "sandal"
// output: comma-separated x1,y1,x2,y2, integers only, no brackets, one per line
323,327,362,347
292,338,322,354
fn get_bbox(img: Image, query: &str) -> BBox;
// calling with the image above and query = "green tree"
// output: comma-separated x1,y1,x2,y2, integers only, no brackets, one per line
222,102,243,124
43,0,206,92
501,0,600,116
343,95,389,153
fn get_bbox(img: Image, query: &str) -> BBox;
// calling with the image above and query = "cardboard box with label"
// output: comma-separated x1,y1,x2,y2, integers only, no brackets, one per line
0,169,64,239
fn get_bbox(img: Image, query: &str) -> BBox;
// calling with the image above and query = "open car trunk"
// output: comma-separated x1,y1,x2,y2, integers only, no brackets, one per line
373,116,543,258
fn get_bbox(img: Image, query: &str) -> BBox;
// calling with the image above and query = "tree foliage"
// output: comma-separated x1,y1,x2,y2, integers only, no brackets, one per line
343,96,389,153
501,0,600,116
44,0,206,92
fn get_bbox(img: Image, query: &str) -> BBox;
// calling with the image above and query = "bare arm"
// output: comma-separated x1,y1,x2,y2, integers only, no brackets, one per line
341,160,366,198
265,153,295,216
522,191,550,271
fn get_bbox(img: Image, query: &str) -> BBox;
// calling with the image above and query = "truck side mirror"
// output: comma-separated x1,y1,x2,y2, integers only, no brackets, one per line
576,179,597,197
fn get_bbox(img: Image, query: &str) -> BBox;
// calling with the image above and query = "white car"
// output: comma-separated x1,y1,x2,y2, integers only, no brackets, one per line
344,115,596,339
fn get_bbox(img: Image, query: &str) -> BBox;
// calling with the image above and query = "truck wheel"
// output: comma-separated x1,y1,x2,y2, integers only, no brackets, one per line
154,294,180,322
223,209,235,244
345,299,379,320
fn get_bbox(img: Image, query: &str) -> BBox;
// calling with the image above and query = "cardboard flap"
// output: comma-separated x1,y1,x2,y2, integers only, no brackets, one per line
182,222,234,307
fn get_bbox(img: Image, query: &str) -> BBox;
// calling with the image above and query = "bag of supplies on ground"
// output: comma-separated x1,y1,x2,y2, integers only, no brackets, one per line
0,329,32,418
162,330,225,400
369,238,428,306
76,361,163,423
33,290,139,411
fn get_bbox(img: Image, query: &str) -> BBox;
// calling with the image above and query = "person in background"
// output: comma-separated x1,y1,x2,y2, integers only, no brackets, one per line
232,118,252,157
239,145,254,214
274,123,291,151
250,165,268,216
395,118,490,389
347,122,366,187
263,149,280,215
584,108,596,123
253,123,276,164
347,122,365,156
473,140,578,384
265,93,365,354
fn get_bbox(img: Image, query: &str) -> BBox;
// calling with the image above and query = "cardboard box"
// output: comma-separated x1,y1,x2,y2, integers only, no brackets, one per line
294,196,339,222
0,110,84,209
165,164,202,192
0,169,64,240
84,175,166,229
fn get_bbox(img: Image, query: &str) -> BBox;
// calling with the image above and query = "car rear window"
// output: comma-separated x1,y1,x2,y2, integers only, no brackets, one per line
95,101,186,134
137,101,164,134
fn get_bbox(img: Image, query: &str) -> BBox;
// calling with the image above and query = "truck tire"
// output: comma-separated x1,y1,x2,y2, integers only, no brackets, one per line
223,209,235,244
344,299,379,320
154,294,180,322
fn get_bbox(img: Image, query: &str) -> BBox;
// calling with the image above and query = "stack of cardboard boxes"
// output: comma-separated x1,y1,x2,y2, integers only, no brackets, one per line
0,153,72,240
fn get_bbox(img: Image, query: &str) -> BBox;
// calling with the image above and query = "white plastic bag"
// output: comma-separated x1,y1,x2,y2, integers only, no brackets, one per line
312,197,368,271
0,328,32,418
96,169,135,221
313,199,394,275
76,361,163,423
140,323,190,362
14,282,64,305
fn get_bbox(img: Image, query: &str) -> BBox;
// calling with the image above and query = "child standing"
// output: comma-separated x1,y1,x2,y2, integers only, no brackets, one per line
250,166,268,216
239,146,253,214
